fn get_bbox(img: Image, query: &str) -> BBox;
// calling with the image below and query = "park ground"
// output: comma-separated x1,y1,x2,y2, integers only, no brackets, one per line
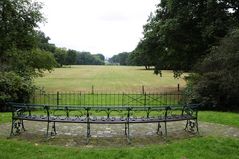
1,66,239,158
34,65,186,93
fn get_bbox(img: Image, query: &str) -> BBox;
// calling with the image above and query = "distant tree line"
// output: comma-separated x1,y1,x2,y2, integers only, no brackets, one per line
108,52,130,65
36,32,105,66
108,52,153,70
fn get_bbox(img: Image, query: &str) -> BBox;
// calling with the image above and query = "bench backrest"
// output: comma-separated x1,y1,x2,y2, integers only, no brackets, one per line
9,102,200,120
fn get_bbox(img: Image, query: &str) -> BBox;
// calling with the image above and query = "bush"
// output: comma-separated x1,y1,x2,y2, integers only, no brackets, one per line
185,29,239,111
0,72,35,111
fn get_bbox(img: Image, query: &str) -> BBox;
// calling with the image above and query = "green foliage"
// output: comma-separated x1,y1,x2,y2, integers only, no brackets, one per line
109,52,130,65
186,29,239,110
65,50,77,65
0,0,56,109
133,0,239,73
0,0,44,55
0,72,35,111
76,52,104,65
94,53,105,61
53,48,67,67
61,50,105,65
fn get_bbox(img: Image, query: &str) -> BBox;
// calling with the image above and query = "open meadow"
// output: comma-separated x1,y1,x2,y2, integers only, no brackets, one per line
34,65,186,93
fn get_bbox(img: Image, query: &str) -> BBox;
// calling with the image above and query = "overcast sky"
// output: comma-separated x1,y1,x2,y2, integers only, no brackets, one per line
38,0,158,58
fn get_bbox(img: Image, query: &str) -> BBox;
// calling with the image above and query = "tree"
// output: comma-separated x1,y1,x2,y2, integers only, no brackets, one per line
94,54,105,62
185,29,239,110
76,52,104,65
53,47,67,67
65,49,77,65
0,0,56,109
109,52,130,65
130,39,158,69
136,0,239,74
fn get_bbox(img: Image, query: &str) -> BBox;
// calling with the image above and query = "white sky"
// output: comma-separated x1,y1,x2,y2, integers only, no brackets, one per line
38,0,158,58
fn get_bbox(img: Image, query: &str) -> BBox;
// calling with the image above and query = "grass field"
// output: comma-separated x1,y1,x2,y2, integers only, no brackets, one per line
0,137,238,159
34,66,186,92
199,111,239,128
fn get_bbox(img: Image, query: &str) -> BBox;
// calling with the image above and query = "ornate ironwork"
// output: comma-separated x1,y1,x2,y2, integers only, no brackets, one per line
8,102,200,144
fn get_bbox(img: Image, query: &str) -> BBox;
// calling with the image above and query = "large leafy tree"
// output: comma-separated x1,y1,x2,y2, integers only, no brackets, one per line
0,0,56,108
135,0,239,73
133,0,239,110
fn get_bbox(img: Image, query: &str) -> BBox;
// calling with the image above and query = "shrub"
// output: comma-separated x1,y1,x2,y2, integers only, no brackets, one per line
0,72,35,111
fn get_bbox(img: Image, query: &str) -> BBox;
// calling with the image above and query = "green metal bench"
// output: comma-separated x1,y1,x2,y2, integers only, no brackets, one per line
9,103,200,143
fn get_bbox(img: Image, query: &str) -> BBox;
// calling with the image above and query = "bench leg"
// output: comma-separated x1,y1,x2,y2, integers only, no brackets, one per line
124,122,130,144
195,119,199,135
10,119,17,136
51,122,57,136
46,121,50,138
164,121,167,138
126,122,130,144
86,122,91,144
184,119,199,134
184,120,189,131
10,119,23,136
157,122,163,136
124,123,127,136
21,120,26,131
10,119,14,136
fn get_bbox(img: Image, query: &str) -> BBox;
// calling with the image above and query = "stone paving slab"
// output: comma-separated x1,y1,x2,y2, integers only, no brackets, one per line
1,121,239,147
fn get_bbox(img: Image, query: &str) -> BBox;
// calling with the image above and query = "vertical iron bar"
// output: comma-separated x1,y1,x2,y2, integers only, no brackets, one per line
144,92,146,107
57,91,59,108
92,85,94,94
122,93,124,106
142,85,145,94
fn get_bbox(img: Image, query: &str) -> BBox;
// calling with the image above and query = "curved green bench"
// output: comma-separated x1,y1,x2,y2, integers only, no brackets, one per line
9,102,200,143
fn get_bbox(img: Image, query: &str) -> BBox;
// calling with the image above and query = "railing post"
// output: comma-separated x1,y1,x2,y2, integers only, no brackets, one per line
142,85,145,94
79,92,81,106
32,91,36,104
122,92,124,106
91,85,94,94
57,91,60,108
144,92,147,106
177,84,180,105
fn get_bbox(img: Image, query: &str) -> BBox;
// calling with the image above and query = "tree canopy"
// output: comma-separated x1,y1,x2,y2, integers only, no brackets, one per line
0,0,56,109
109,52,130,65
132,0,239,110
134,0,239,73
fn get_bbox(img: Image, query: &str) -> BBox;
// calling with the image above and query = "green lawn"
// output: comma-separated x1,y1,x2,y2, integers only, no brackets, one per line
199,111,239,128
34,66,186,92
0,137,238,159
0,112,11,123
